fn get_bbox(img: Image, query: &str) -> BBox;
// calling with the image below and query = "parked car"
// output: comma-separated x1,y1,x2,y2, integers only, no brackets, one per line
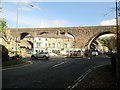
92,51,98,56
84,49,89,57
31,52,49,60
49,53,58,56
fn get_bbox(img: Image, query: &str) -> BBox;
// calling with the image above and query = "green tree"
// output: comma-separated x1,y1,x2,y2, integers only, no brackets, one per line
0,18,7,34
98,35,116,51
109,36,116,51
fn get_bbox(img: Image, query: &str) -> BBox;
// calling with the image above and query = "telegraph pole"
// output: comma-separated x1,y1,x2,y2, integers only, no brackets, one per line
116,0,120,82
0,0,2,18
0,0,2,35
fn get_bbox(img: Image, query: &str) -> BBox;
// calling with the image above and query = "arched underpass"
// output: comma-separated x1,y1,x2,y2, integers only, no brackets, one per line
87,31,115,50
87,32,116,55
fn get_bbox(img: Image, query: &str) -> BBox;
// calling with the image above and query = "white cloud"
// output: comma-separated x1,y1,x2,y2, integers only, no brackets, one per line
39,21,48,28
99,19,116,26
39,20,70,28
3,10,71,28
52,20,69,27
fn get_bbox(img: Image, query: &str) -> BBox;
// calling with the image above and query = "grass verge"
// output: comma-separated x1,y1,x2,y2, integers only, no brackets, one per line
2,60,24,67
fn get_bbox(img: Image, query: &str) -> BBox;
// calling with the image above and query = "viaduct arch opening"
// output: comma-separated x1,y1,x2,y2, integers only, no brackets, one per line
20,32,34,49
87,31,115,50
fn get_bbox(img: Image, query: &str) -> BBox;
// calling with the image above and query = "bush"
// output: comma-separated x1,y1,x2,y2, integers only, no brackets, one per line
1,44,9,61
11,54,23,61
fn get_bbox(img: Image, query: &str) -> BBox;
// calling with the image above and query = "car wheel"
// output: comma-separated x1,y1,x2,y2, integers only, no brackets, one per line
31,56,35,60
43,56,48,59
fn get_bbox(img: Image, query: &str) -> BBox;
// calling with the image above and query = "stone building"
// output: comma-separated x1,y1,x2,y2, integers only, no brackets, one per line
33,33,74,55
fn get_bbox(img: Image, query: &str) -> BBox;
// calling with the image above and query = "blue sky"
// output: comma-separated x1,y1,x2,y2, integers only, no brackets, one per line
2,1,117,28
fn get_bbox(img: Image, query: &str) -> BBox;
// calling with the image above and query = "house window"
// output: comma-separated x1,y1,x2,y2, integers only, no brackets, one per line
52,43,55,48
49,43,51,47
36,42,39,48
57,44,59,48
36,50,38,53
39,42,41,47
45,43,47,47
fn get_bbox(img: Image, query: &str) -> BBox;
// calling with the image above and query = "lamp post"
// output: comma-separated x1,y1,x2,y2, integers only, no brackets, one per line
0,0,2,18
0,0,2,37
15,2,35,55
15,2,18,55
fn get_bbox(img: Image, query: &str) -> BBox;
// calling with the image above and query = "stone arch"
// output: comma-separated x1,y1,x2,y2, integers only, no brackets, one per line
27,40,33,48
67,32,75,38
34,31,51,37
87,31,113,49
39,32,48,35
60,31,65,34
90,40,100,49
20,32,33,40
59,31,75,38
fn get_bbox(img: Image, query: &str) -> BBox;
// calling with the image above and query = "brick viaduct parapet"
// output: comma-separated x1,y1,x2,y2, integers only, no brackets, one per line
7,25,116,49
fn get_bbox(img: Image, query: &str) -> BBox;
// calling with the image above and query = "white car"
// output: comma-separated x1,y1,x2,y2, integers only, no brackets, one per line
49,53,58,56
31,52,49,60
92,51,98,56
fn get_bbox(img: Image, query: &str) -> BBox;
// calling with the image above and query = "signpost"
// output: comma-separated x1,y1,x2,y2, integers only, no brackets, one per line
116,0,120,82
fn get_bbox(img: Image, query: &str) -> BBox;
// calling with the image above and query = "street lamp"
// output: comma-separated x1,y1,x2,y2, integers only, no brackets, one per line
0,0,2,18
15,2,18,55
15,2,35,55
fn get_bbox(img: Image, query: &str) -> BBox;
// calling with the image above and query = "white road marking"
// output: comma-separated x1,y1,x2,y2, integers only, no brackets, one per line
53,61,67,67
75,74,83,83
66,63,110,90
70,82,79,90
67,86,71,89
66,69,92,90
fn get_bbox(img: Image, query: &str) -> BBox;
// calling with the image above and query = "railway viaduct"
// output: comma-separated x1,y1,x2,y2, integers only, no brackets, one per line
6,25,116,49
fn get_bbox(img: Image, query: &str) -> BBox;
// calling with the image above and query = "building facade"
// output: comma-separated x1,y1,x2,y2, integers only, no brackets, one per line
33,33,74,55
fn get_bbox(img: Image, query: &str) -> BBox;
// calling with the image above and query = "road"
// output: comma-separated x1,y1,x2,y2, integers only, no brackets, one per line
2,55,111,89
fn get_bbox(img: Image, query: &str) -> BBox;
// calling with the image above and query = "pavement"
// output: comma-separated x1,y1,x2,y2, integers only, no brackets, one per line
72,64,120,89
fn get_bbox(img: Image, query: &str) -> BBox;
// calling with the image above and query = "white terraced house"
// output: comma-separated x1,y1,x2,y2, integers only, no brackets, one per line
33,33,74,55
